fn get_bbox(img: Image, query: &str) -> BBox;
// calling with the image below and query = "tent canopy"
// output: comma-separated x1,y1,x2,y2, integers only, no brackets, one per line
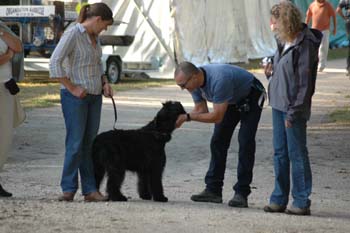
90,0,347,73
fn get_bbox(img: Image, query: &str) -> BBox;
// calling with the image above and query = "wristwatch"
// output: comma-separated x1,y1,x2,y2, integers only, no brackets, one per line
186,113,191,121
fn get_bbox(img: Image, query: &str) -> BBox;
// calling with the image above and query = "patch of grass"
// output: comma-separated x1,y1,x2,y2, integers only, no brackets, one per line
328,47,348,60
19,77,174,109
19,83,61,109
114,77,174,91
329,107,350,123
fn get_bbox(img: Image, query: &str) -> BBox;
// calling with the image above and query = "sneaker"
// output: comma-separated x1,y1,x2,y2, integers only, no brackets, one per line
0,184,12,197
318,67,324,72
263,203,286,213
228,193,248,208
285,206,311,216
84,191,108,202
190,189,222,203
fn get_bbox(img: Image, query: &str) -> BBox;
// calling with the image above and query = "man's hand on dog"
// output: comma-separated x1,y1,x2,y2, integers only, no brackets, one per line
176,114,187,128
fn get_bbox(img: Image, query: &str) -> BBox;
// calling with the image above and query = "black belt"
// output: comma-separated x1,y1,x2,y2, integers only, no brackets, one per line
235,79,266,112
251,78,266,108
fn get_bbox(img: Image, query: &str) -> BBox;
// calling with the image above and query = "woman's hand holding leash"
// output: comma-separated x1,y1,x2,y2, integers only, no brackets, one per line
101,75,113,98
102,82,113,98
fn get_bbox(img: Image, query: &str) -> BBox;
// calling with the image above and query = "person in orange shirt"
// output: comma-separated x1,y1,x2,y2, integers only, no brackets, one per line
305,0,337,72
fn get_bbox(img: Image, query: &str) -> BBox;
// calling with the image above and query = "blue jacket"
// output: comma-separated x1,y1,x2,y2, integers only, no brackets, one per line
268,23,322,122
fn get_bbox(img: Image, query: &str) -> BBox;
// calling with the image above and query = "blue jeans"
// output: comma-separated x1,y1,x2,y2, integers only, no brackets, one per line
205,88,262,197
269,108,312,208
60,89,102,195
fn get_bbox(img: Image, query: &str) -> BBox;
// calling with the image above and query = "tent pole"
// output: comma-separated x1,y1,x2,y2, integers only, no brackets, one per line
130,0,175,64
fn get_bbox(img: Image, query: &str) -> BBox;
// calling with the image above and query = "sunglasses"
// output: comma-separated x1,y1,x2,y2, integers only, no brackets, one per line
177,75,193,89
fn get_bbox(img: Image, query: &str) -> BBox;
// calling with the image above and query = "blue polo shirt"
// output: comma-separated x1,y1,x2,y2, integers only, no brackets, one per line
191,64,254,105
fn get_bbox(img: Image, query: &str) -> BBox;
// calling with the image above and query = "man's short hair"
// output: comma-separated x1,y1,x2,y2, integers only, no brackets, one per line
175,61,199,78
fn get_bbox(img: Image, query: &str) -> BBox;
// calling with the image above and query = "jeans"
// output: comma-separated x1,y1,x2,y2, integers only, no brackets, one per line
205,88,263,197
60,89,102,195
269,108,312,208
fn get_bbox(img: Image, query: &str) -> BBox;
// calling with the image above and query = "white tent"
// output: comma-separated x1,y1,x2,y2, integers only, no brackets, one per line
90,0,279,75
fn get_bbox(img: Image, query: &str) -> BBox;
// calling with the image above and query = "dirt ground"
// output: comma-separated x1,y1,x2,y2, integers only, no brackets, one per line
1,59,350,233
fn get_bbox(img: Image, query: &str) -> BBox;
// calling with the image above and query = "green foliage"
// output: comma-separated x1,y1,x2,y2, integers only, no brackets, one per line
328,48,348,60
329,108,350,123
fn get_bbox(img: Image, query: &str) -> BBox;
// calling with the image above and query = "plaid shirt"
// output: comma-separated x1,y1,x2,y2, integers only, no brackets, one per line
49,23,104,95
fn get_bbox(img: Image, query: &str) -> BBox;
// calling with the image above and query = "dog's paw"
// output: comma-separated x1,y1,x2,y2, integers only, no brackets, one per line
140,194,152,200
109,195,128,202
153,196,168,202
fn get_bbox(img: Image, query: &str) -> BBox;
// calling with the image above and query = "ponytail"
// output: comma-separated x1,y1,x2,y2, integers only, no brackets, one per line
76,3,113,24
77,4,90,23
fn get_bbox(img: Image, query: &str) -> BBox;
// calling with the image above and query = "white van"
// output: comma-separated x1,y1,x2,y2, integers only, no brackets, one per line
100,35,134,83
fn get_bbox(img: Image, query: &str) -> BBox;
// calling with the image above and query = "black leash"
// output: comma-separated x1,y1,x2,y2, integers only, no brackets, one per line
109,95,117,130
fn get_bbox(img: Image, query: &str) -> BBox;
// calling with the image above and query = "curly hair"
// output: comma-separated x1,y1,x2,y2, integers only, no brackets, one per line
270,1,303,42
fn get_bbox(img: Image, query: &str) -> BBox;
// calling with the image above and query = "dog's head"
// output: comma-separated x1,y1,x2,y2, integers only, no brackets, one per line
143,101,186,134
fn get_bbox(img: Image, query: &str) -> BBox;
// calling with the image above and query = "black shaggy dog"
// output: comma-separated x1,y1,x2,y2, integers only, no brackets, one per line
92,101,186,202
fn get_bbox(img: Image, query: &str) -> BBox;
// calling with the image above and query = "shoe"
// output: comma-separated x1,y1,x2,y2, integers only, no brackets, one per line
190,189,222,203
0,184,12,197
318,67,324,72
285,206,311,216
228,193,248,208
263,203,286,213
84,191,108,202
58,192,75,202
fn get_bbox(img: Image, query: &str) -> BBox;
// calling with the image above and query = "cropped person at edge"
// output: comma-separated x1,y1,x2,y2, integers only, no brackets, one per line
0,20,24,198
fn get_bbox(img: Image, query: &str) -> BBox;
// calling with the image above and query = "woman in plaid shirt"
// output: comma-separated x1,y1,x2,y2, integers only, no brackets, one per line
49,2,114,202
